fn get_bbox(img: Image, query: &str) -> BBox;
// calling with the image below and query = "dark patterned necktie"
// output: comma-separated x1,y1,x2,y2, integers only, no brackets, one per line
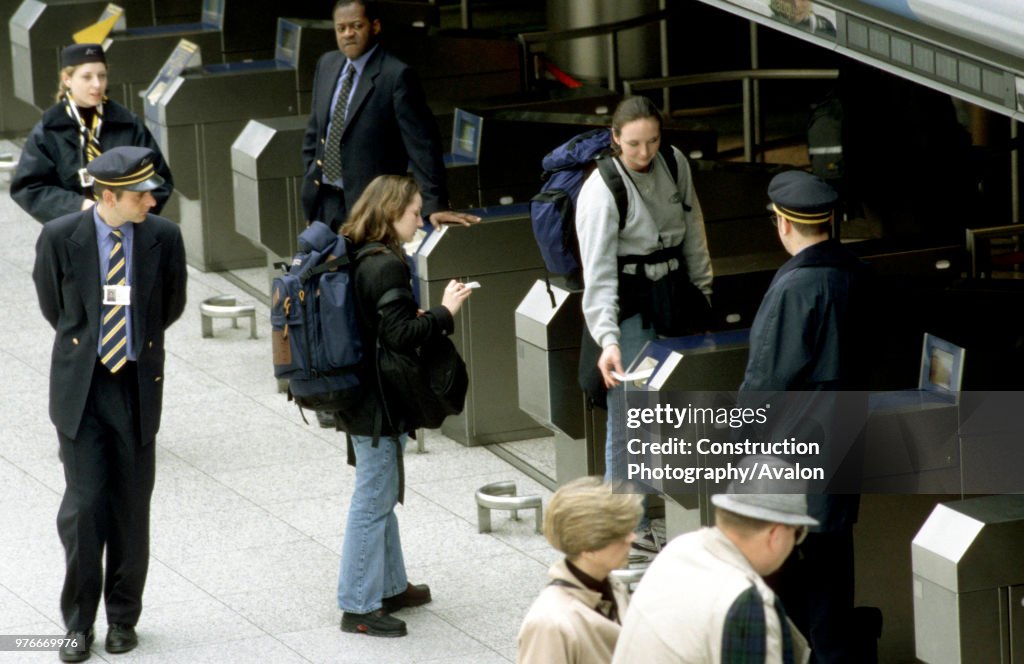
322,65,356,183
101,230,128,373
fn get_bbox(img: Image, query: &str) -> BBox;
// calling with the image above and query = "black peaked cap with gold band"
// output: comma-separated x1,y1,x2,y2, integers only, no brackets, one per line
86,146,165,193
768,170,837,224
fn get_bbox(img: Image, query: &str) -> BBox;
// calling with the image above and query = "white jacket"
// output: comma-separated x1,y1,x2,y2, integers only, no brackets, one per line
613,527,810,664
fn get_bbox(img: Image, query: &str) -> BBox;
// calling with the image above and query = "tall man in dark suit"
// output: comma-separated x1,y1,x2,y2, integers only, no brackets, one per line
301,0,479,231
302,0,478,429
33,146,187,662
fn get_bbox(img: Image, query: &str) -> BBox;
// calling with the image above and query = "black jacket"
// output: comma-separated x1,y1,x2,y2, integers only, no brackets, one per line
33,209,187,444
338,246,453,436
11,98,174,223
300,46,448,222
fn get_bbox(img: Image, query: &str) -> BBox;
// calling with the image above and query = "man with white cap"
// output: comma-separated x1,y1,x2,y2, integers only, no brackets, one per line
613,459,816,663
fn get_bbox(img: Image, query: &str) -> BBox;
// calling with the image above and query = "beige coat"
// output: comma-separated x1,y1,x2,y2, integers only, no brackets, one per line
517,559,631,664
613,527,810,664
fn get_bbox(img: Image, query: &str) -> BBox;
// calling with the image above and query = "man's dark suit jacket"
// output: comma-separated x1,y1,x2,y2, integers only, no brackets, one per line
301,46,448,221
33,209,188,445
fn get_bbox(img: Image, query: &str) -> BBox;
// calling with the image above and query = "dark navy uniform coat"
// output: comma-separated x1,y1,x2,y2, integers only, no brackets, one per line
741,239,868,393
740,239,869,530
33,209,187,444
11,98,174,223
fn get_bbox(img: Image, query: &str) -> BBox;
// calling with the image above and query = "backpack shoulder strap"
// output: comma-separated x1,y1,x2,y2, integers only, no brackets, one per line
660,142,679,182
355,241,389,262
303,253,351,282
596,157,629,231
659,145,694,213
376,286,411,311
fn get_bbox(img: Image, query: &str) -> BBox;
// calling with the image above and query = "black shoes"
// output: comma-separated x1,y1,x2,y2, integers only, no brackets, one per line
382,583,432,613
340,609,407,637
59,628,94,662
105,624,138,654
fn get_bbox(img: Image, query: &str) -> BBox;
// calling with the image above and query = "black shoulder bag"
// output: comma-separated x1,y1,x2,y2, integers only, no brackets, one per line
374,288,468,431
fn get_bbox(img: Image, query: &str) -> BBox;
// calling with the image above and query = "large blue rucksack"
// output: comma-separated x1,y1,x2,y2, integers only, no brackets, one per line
271,221,379,414
529,127,679,277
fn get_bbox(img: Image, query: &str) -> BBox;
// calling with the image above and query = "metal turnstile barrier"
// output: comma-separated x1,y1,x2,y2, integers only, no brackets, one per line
515,279,605,483
621,331,751,539
10,0,156,110
99,1,225,116
145,18,332,271
417,205,551,446
230,115,308,266
913,495,1024,664
0,1,40,134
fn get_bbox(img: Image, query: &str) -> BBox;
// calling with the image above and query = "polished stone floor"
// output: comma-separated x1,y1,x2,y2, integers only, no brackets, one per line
0,139,558,663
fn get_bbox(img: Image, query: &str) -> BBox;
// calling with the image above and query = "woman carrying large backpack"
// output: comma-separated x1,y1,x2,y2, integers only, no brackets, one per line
575,96,713,550
335,175,471,638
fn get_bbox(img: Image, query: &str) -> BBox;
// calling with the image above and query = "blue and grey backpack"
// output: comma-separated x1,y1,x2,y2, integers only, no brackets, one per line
529,127,680,278
271,221,379,415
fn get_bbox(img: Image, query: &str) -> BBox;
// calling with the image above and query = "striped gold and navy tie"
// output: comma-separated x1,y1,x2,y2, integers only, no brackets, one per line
84,112,102,163
101,230,128,373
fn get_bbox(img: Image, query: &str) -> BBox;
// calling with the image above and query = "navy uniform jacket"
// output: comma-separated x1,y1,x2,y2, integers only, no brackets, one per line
741,239,868,393
740,239,869,530
11,98,174,223
33,209,187,444
300,47,448,221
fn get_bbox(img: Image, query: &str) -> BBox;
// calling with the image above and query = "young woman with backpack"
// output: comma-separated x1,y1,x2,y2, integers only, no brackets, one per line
335,175,472,638
575,96,714,551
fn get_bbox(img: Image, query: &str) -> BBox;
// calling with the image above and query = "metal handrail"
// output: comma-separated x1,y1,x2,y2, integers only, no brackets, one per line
516,9,672,93
624,68,839,162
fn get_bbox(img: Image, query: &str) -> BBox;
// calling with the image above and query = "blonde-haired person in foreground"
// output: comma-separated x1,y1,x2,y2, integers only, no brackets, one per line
613,478,816,664
517,477,643,664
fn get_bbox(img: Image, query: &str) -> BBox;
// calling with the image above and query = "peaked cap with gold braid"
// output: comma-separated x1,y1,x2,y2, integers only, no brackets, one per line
86,146,165,192
768,170,837,224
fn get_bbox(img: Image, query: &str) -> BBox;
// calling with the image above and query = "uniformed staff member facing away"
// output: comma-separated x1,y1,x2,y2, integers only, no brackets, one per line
33,147,187,663
11,43,173,223
739,171,869,664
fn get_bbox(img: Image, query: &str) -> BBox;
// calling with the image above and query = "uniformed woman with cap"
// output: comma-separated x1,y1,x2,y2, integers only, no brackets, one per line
10,42,173,223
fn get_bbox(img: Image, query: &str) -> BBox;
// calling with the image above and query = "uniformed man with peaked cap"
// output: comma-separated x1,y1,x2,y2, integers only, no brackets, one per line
33,146,187,662
739,169,870,663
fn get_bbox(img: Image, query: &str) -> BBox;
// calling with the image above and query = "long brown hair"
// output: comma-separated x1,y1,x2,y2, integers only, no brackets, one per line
340,175,419,251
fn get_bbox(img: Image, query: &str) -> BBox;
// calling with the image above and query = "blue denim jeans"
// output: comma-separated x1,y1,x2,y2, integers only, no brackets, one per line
337,434,408,613
605,314,655,530
604,314,656,484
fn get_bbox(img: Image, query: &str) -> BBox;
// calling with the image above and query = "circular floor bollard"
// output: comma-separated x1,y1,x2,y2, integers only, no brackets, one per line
199,295,257,339
475,480,543,534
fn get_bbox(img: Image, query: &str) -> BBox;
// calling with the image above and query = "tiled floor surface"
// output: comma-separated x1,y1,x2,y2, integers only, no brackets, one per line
0,139,557,663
